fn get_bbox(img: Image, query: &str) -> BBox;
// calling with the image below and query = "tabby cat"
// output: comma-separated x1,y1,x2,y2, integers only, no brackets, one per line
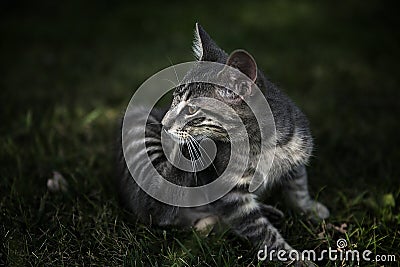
117,23,329,263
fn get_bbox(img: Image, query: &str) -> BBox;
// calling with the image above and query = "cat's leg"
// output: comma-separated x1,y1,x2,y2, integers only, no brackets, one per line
212,190,294,253
180,203,283,235
211,189,316,265
283,165,329,220
259,203,284,225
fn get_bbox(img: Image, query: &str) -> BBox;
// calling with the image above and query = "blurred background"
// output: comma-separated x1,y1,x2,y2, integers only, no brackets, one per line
1,0,399,265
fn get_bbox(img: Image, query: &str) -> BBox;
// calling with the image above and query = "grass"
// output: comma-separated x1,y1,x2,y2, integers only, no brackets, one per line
1,0,399,266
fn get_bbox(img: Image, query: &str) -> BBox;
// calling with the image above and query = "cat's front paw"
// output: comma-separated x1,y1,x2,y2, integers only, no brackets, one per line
194,215,219,236
259,203,284,224
303,201,330,221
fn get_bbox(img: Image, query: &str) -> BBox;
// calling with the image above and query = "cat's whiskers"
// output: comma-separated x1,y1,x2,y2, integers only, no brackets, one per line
147,122,162,126
172,130,206,185
188,134,219,175
188,138,204,167
186,141,198,185
176,136,183,166
188,134,207,168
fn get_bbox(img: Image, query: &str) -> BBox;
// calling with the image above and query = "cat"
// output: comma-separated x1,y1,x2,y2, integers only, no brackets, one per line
116,23,329,264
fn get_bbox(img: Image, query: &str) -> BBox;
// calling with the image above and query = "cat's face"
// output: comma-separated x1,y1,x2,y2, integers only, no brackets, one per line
162,83,228,142
161,24,259,144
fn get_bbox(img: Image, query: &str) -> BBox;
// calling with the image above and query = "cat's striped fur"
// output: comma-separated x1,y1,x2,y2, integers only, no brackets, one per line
116,24,329,263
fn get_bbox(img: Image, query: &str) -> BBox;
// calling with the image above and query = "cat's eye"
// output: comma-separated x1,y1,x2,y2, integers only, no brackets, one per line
187,105,198,114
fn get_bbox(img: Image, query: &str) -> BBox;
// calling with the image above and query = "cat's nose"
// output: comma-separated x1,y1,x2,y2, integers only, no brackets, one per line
161,115,173,130
162,123,171,131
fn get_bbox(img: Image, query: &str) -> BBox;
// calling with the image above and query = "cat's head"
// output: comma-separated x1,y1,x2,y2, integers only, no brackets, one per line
162,23,260,143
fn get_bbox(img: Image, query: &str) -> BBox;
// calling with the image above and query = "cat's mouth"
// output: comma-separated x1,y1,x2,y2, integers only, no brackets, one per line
164,128,190,144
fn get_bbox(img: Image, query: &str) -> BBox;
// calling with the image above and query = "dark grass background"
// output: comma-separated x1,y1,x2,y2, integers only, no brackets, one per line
1,0,399,266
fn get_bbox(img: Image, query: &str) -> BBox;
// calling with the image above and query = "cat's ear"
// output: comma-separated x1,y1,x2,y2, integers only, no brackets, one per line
226,49,257,82
216,50,257,103
193,23,227,62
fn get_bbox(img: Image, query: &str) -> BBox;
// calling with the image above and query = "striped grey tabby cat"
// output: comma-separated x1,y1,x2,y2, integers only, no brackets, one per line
117,24,329,263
